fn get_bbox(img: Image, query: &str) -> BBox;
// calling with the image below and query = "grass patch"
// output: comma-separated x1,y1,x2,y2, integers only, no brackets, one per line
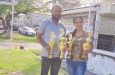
0,49,40,75
29,49,41,56
0,32,37,43
0,33,9,42
0,49,67,75
12,33,36,43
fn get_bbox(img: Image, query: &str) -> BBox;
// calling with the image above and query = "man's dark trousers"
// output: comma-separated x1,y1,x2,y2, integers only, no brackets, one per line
41,56,62,75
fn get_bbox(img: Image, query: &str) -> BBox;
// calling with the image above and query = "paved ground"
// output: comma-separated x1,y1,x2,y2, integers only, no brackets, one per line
0,29,4,34
0,42,42,50
0,42,96,75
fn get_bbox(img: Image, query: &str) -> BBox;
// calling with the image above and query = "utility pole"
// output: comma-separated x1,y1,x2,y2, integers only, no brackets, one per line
11,0,15,41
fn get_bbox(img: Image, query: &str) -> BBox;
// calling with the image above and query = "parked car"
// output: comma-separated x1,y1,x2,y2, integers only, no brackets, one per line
34,27,39,33
32,25,39,33
18,26,36,36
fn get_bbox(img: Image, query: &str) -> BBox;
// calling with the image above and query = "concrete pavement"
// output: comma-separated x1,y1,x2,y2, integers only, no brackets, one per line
0,42,42,50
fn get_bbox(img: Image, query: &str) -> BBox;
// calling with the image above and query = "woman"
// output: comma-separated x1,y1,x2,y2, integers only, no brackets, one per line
66,16,93,75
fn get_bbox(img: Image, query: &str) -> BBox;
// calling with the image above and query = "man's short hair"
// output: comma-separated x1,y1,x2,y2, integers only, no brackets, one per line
52,3,63,10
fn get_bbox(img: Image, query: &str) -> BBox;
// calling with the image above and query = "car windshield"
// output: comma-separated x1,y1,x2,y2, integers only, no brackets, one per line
24,27,33,31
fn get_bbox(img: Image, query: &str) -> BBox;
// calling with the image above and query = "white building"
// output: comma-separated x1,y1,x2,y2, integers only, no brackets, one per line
13,13,51,28
31,13,51,26
56,0,115,75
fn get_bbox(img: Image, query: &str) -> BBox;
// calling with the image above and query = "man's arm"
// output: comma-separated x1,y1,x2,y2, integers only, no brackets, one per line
36,19,51,52
37,33,46,47
37,32,51,52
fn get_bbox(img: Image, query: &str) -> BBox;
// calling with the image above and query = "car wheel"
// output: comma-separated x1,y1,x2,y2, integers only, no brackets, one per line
18,31,21,34
26,32,28,35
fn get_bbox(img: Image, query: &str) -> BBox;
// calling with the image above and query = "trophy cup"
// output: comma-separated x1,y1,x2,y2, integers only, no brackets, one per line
81,32,93,59
66,33,73,59
58,29,66,59
48,32,55,59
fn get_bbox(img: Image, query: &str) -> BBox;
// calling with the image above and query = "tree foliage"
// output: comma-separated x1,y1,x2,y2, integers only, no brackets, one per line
15,0,52,13
0,5,11,16
0,0,52,15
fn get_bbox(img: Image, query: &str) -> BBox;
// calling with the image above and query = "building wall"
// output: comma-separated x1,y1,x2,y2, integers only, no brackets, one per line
55,0,115,11
87,49,115,75
61,12,96,32
103,0,115,3
31,13,51,26
61,5,115,75
99,16,115,35
88,7,115,75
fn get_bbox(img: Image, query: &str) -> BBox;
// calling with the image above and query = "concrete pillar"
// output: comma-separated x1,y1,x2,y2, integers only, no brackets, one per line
93,6,100,49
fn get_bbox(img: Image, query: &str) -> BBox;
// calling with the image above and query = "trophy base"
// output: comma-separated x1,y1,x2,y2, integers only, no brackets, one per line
81,54,87,60
48,54,53,59
60,54,64,59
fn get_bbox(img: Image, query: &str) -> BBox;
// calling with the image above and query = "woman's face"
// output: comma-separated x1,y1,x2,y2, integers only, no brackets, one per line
74,18,83,29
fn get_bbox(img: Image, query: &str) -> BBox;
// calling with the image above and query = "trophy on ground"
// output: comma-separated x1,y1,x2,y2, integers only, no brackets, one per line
48,32,55,59
81,32,93,59
58,29,66,59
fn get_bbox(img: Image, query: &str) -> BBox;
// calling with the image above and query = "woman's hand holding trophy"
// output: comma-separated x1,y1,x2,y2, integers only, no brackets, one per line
66,33,73,59
82,32,93,59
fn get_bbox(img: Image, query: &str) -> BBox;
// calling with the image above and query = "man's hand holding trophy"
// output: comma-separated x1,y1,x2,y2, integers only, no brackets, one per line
48,32,55,59
58,29,66,59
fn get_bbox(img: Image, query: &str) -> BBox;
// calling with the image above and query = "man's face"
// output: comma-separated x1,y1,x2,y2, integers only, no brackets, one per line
51,6,62,20
0,20,2,25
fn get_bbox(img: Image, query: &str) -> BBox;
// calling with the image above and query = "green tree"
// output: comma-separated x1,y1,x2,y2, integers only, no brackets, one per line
0,5,11,16
15,0,52,26
15,0,52,13
0,0,52,16
0,0,52,38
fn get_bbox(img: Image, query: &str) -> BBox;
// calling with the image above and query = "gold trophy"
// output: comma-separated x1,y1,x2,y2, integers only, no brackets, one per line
66,33,73,59
82,32,93,59
48,32,55,59
58,29,66,59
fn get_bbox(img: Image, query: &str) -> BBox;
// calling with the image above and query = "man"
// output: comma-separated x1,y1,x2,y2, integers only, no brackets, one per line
37,4,66,75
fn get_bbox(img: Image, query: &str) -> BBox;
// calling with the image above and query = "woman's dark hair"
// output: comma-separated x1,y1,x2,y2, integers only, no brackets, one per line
72,16,84,37
72,29,77,37
73,16,84,23
66,29,77,41
66,16,84,41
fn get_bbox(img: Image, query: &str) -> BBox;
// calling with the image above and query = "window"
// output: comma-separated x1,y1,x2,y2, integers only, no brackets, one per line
97,34,115,52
